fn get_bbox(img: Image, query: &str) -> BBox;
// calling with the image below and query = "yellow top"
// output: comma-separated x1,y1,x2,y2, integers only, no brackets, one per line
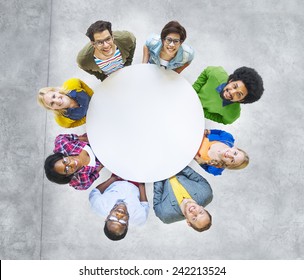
169,176,192,205
54,78,94,128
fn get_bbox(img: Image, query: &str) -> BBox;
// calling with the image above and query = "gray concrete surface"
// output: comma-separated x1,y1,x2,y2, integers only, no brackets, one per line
0,0,303,259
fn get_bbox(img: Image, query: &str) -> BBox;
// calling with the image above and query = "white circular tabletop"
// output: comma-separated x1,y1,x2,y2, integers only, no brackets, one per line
86,64,205,183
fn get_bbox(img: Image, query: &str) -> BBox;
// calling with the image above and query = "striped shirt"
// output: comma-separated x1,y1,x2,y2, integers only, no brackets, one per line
94,48,124,75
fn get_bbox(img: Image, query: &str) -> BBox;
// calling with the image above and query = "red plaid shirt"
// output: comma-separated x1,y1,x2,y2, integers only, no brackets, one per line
53,134,102,190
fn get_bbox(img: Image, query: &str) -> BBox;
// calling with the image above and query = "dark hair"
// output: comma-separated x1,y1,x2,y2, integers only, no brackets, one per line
189,210,212,232
228,66,264,104
44,153,74,184
104,222,128,241
86,20,112,41
160,21,187,42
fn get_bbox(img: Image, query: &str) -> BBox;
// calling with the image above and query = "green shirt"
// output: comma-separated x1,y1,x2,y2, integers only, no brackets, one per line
192,66,241,124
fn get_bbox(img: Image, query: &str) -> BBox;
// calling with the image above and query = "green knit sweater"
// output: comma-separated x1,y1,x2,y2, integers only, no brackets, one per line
192,66,241,124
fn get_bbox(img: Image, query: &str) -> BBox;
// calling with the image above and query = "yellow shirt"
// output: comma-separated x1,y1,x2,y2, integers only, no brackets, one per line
169,176,192,205
55,78,94,128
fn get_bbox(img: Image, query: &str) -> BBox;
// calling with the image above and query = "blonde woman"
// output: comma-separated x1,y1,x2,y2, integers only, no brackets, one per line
38,78,94,128
194,129,249,176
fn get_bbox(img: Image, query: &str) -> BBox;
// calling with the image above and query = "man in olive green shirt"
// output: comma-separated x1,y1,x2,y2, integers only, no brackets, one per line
77,20,136,81
192,66,264,124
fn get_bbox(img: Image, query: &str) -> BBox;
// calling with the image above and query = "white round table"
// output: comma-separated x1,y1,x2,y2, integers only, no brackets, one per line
86,64,204,183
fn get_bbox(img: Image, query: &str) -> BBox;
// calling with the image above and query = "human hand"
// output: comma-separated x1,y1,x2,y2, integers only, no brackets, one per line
194,154,205,165
78,133,89,142
111,173,123,181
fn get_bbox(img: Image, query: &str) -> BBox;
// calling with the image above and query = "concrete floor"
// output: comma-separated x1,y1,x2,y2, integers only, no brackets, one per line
0,0,303,260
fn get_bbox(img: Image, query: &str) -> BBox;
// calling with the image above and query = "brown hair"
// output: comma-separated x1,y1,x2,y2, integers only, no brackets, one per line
189,210,212,232
160,21,187,42
86,20,112,41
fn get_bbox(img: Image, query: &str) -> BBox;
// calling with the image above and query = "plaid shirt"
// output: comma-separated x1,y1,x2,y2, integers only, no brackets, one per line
53,134,102,190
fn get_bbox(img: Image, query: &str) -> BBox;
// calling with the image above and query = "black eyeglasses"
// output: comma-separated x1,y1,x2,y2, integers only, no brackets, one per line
93,36,113,46
164,37,181,45
62,156,72,174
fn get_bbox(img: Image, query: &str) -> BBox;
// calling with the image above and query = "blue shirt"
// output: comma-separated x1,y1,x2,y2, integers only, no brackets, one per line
89,181,149,226
65,90,91,120
145,34,194,70
200,129,235,176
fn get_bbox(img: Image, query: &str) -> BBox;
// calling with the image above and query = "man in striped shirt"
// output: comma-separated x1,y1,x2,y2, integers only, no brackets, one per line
77,20,136,81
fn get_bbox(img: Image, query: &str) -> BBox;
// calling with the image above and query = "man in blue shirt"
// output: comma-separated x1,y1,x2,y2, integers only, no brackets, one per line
89,174,149,241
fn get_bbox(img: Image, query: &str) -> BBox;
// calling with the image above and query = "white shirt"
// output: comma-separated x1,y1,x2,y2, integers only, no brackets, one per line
89,181,149,226
82,145,96,167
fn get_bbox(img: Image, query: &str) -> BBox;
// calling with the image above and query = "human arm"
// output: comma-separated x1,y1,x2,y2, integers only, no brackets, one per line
138,183,148,202
95,163,104,173
192,69,209,93
178,166,209,183
199,164,224,176
208,129,235,145
123,32,136,66
142,45,150,63
77,133,89,142
69,153,104,190
54,115,87,128
194,154,207,165
95,174,121,194
76,45,108,82
129,183,149,226
89,188,108,217
62,78,94,96
54,133,88,144
79,79,94,96
53,133,80,152
173,62,190,74
204,106,240,125
153,181,165,208
153,180,170,223
203,109,226,124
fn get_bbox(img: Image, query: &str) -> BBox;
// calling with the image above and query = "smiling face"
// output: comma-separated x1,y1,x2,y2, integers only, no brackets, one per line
53,156,80,175
92,30,115,59
218,147,245,168
220,80,248,102
106,202,129,236
181,199,211,230
43,90,71,110
162,32,181,58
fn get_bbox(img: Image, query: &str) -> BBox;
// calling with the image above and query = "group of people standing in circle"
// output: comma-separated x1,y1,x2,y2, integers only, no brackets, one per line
37,20,264,241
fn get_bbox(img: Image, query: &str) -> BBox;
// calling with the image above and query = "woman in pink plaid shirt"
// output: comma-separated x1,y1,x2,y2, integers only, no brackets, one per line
44,133,104,190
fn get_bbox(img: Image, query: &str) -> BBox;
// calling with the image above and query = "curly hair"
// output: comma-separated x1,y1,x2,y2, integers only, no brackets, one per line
86,20,112,41
44,153,74,184
160,21,187,42
228,66,264,104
